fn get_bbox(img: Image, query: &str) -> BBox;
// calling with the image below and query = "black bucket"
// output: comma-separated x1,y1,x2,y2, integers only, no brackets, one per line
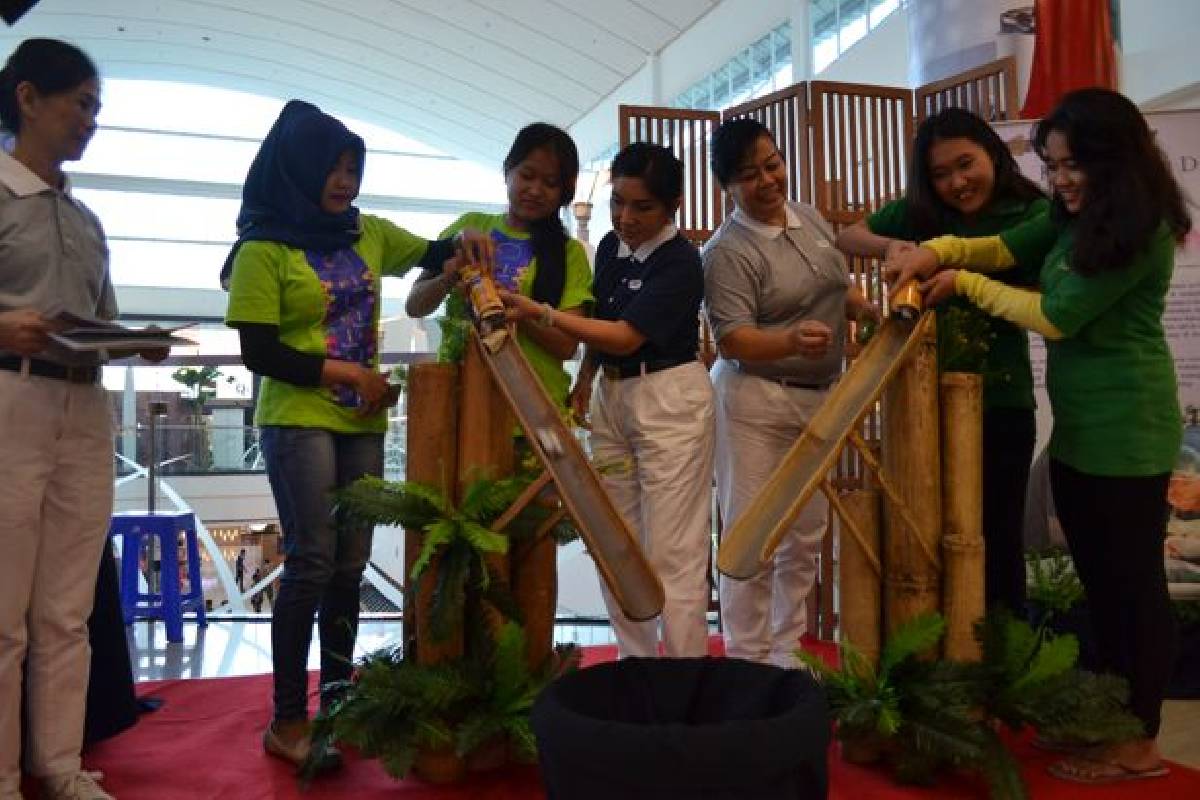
532,656,829,799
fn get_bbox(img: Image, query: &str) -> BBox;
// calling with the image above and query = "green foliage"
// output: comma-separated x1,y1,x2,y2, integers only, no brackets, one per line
937,303,997,375
308,625,581,783
305,646,475,783
1176,598,1200,627
455,622,581,760
437,291,471,364
1025,548,1085,621
975,610,1143,745
170,365,232,411
799,613,1026,798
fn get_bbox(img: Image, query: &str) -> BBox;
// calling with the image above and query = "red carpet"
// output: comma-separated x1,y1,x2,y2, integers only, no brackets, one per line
70,636,1200,799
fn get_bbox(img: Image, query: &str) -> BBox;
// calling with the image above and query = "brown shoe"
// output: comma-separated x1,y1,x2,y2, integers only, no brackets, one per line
263,721,342,772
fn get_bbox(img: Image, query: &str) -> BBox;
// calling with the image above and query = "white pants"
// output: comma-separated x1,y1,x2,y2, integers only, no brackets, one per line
712,360,829,668
591,361,715,658
0,370,114,782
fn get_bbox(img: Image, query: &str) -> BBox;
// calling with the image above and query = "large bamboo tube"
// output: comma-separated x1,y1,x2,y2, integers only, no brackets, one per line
511,530,557,672
880,316,942,638
940,372,985,661
457,337,516,645
407,362,462,665
838,488,882,667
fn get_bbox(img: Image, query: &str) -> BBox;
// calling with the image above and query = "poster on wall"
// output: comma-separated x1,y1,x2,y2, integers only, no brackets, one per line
995,111,1200,582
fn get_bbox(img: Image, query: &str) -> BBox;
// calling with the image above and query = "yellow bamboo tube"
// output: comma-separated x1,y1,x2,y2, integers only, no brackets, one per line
407,362,462,665
457,337,516,645
943,535,985,661
881,316,942,639
837,488,882,667
940,372,985,661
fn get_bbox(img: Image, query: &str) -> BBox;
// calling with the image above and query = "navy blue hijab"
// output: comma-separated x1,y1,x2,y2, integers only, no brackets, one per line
220,100,366,288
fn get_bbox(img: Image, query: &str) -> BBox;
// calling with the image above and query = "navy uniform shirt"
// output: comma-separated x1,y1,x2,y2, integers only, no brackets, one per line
592,224,702,372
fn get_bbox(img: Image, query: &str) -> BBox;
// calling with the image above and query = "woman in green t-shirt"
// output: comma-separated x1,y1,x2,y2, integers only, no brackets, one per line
837,108,1047,616
405,123,592,410
887,88,1190,785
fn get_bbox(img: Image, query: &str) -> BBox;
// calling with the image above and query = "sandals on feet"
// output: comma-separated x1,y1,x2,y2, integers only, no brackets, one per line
1048,756,1170,784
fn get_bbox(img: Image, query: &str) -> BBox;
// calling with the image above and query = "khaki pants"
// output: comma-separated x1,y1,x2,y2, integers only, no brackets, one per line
0,370,114,782
712,360,828,668
590,361,715,658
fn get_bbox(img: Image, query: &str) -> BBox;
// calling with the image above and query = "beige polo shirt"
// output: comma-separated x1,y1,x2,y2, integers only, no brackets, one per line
0,150,117,366
703,201,850,383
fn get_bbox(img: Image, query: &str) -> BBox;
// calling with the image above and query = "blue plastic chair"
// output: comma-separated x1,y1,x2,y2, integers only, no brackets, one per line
109,511,208,643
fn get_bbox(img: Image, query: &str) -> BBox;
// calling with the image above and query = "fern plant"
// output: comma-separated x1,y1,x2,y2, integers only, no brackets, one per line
1025,548,1085,624
798,613,1026,799
975,610,1143,746
305,645,476,783
455,622,581,761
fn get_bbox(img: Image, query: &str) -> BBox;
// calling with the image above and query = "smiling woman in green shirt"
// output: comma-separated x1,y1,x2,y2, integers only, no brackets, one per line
886,88,1190,786
837,108,1048,616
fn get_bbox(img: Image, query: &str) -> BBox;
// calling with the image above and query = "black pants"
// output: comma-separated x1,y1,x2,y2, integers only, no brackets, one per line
981,407,1036,614
1050,459,1176,737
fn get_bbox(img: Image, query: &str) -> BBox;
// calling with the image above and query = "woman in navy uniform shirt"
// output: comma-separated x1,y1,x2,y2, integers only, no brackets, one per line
502,142,715,658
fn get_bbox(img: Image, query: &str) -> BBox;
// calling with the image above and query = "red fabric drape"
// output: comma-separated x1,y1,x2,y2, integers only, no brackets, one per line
1021,0,1118,119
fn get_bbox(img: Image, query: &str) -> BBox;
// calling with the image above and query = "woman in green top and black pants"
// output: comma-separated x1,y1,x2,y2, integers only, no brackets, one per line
888,88,1188,784
837,108,1048,615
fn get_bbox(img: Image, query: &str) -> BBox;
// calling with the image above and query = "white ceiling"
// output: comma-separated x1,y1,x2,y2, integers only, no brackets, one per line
0,0,722,163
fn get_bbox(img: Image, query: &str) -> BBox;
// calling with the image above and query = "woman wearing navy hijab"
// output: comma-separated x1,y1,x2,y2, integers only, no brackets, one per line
224,101,484,768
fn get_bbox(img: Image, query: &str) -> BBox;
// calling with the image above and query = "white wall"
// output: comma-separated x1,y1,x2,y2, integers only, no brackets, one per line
570,0,791,163
815,5,911,86
1119,0,1200,109
114,472,275,523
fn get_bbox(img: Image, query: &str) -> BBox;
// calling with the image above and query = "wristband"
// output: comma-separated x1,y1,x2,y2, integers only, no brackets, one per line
536,302,555,328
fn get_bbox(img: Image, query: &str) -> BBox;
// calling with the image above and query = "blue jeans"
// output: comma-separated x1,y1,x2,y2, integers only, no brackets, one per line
260,426,384,722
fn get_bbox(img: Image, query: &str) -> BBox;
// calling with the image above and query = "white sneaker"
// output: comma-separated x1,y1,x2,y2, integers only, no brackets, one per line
41,771,114,800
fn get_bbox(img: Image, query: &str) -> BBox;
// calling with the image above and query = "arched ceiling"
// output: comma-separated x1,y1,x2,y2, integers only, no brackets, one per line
0,0,721,164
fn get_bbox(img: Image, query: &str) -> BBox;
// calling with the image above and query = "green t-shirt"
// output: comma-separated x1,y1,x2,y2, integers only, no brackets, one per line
438,211,593,410
224,214,428,434
868,195,1050,410
1001,215,1182,476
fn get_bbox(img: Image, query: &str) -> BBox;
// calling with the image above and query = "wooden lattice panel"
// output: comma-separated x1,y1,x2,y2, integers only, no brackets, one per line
722,83,812,204
915,56,1019,123
618,104,723,246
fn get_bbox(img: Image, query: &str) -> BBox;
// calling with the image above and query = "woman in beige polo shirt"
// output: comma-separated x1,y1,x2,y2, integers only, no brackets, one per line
0,38,166,800
704,117,876,667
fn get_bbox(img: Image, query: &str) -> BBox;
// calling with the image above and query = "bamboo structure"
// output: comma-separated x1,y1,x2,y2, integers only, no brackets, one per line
837,488,882,666
881,317,942,638
939,373,985,662
457,337,516,641
406,363,463,665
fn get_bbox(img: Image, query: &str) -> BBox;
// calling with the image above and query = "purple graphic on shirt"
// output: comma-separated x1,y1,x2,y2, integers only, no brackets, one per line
306,248,376,408
491,229,534,290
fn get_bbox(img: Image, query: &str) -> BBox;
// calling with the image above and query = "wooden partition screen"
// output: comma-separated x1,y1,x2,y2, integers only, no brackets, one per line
722,82,812,204
618,105,723,245
915,56,1019,122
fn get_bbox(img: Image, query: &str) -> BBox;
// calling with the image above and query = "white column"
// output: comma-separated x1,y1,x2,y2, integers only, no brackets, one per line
790,0,812,82
647,52,663,105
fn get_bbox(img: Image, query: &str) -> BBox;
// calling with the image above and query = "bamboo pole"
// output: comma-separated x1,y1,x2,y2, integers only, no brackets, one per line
880,316,942,638
457,337,516,648
940,372,985,662
837,488,883,667
406,362,462,665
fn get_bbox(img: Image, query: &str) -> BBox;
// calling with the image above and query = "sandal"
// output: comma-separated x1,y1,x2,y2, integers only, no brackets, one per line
1048,756,1170,784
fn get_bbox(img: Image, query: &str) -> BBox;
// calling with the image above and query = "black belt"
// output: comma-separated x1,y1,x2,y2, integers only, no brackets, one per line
601,359,691,381
761,374,833,390
0,356,100,384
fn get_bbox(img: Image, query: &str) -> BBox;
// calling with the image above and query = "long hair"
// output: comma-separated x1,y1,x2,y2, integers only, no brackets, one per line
0,38,97,133
503,122,579,306
1033,88,1191,276
904,107,1044,240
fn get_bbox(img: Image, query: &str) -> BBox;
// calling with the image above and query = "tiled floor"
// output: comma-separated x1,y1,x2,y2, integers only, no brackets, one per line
127,618,1200,769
